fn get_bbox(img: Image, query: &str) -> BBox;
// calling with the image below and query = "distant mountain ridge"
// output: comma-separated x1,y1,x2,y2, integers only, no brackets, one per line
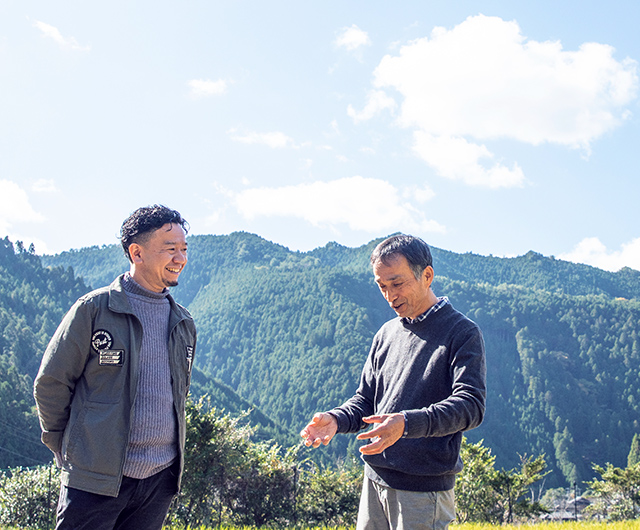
429,247,640,298
6,232,639,488
46,234,640,300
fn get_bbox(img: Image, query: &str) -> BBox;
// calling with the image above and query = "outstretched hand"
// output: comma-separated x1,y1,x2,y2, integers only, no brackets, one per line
300,412,338,448
356,413,405,455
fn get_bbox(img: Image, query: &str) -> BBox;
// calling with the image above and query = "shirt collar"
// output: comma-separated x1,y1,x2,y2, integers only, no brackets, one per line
402,296,450,324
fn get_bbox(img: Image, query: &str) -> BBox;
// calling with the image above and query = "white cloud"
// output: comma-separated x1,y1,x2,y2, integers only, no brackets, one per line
234,175,445,234
403,184,435,204
32,20,90,51
228,129,298,149
412,132,525,188
187,78,229,98
335,24,372,52
203,209,223,227
211,181,234,198
360,14,638,188
0,180,45,234
560,237,640,272
32,179,58,193
348,90,397,123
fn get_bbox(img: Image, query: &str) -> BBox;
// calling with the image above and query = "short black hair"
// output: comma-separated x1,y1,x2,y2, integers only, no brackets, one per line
370,234,433,280
120,205,189,262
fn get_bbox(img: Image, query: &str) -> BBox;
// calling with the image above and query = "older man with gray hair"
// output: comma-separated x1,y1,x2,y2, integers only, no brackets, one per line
301,234,486,529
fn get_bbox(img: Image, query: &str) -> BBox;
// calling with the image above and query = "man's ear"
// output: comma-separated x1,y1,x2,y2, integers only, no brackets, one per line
422,265,435,287
128,243,143,264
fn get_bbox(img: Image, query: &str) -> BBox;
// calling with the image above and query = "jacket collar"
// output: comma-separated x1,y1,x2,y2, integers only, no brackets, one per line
107,274,137,314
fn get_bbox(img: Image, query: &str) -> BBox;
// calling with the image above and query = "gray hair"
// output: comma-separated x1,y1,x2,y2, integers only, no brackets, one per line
370,234,433,280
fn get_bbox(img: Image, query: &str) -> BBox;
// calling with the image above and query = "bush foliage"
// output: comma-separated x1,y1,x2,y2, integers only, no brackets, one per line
2,402,640,528
0,465,59,529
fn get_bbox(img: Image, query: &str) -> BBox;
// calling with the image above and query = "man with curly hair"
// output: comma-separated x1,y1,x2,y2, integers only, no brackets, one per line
34,205,197,530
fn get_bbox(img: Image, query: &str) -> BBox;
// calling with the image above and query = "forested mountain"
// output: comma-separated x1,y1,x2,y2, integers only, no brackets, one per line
13,232,640,488
0,237,87,467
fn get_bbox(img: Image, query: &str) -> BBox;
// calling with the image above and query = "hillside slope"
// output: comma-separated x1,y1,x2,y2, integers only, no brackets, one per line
0,238,88,467
41,233,640,486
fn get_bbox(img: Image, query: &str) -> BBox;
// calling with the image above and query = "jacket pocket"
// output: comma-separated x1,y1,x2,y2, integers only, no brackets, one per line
64,401,127,476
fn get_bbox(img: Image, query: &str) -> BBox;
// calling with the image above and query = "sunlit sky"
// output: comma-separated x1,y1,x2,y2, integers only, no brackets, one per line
1,1,639,271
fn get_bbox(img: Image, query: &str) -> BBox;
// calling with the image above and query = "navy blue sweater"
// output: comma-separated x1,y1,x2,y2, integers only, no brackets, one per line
329,303,486,492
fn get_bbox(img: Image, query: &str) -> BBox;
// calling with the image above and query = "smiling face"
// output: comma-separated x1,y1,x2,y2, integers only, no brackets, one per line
128,223,188,292
373,254,437,320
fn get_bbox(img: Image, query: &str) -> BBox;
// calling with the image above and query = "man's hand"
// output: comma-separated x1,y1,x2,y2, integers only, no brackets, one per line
300,412,338,448
356,413,405,455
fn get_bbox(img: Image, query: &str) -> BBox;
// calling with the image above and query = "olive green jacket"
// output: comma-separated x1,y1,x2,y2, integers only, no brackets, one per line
34,275,196,497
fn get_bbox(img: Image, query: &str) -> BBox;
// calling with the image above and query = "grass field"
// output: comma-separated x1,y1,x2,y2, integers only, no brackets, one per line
452,522,640,530
159,522,640,530
3,521,640,530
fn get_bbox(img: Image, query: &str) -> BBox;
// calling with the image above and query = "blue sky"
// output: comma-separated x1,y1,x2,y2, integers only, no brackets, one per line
1,1,639,272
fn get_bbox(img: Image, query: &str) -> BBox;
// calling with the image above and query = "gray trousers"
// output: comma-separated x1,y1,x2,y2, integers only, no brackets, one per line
356,475,455,530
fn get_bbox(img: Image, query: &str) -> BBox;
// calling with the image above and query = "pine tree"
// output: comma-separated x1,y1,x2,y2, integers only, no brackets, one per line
628,433,640,467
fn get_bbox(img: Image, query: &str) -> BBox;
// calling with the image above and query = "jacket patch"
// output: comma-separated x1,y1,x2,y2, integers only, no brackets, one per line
186,346,194,371
99,350,124,366
92,330,114,352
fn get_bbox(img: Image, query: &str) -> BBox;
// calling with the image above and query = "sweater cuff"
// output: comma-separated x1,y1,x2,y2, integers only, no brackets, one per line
403,409,431,438
326,410,346,433
327,409,361,434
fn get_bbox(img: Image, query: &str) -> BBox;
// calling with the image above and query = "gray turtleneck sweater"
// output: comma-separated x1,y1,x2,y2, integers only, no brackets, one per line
122,274,177,479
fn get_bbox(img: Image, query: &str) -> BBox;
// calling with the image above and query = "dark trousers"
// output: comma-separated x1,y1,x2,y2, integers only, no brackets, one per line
55,462,179,530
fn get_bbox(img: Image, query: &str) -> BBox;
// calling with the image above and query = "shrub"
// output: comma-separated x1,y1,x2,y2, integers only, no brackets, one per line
0,464,59,529
296,458,362,527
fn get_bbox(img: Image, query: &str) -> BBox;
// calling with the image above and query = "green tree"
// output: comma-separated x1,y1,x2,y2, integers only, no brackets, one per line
168,397,254,528
296,459,362,527
455,438,548,524
455,438,500,523
586,462,640,520
168,397,363,528
493,454,548,523
223,442,298,527
628,433,640,467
